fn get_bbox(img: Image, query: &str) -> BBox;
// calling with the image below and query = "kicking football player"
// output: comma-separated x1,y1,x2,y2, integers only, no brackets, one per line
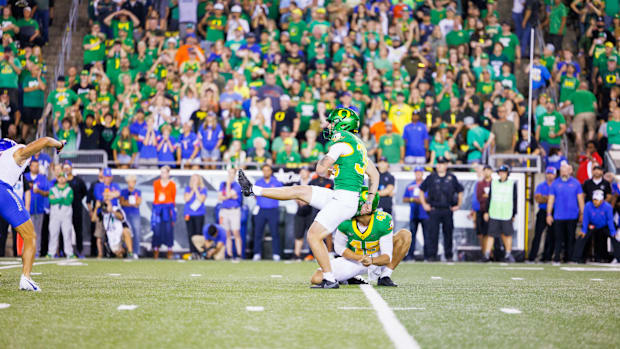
311,192,411,287
0,137,65,291
239,107,379,289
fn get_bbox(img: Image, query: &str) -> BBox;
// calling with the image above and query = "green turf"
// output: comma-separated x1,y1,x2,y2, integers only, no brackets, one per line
0,259,618,348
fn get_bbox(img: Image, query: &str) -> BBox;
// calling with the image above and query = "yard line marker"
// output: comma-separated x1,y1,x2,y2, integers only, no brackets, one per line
0,303,10,309
231,260,240,264
283,261,293,264
123,260,132,263
500,308,522,314
270,274,282,278
117,304,138,311
560,267,620,272
31,272,42,275
57,261,87,266
431,276,442,280
0,261,59,270
499,263,508,266
0,261,20,265
190,274,202,277
392,307,425,311
511,277,524,280
590,278,604,281
107,273,121,277
360,285,420,349
339,306,373,310
246,306,264,312
491,267,543,271
177,260,186,263
446,262,455,265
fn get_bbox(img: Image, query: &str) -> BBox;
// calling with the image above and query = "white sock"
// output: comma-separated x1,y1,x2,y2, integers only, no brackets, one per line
253,186,263,195
381,267,393,278
323,272,336,282
506,250,512,256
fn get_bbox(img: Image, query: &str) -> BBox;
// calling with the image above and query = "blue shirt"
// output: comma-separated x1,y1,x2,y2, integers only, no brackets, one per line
199,124,223,151
532,64,551,90
255,177,282,209
120,188,141,216
613,182,620,196
219,182,242,209
471,182,480,212
25,173,49,214
546,154,567,171
403,122,428,157
94,182,121,206
184,186,207,216
403,180,428,220
535,181,553,210
179,132,200,159
203,223,227,244
158,138,177,163
550,177,583,220
130,121,147,150
582,201,615,235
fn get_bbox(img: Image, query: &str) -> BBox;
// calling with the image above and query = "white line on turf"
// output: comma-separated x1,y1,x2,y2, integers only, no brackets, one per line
270,275,282,278
107,273,121,276
190,274,202,277
339,306,426,311
431,276,442,280
117,305,138,311
392,307,426,311
561,267,620,272
511,277,524,280
0,303,10,309
360,284,420,349
0,261,59,270
0,261,20,265
590,278,604,281
246,306,264,312
491,267,543,271
500,308,522,314
31,272,42,275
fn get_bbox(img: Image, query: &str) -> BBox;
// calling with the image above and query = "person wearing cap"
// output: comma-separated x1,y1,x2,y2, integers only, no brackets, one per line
535,97,566,155
252,164,283,261
47,171,76,258
47,76,79,119
275,137,301,168
16,6,43,47
583,164,612,203
465,116,494,164
225,4,250,40
62,161,87,255
271,126,299,155
482,165,518,262
547,163,584,264
24,158,49,256
574,190,620,263
376,157,395,214
287,8,306,45
418,156,464,261
597,54,619,108
403,166,429,260
201,3,226,43
529,167,558,262
377,121,404,165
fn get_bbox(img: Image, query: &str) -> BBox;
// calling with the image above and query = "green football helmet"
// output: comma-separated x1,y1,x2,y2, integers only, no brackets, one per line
323,107,361,139
356,186,379,216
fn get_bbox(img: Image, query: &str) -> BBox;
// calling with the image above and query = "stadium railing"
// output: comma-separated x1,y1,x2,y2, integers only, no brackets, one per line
58,150,108,168
605,150,620,174
488,154,542,173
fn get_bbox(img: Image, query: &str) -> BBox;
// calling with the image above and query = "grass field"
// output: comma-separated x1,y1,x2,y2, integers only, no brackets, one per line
0,259,619,349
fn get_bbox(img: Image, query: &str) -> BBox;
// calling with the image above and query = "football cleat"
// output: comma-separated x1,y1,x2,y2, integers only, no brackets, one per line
505,254,516,263
343,275,368,285
19,274,41,292
310,279,340,289
377,276,397,287
237,170,254,197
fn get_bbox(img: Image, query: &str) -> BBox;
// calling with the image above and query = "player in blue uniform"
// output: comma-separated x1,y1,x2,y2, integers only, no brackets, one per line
0,137,65,291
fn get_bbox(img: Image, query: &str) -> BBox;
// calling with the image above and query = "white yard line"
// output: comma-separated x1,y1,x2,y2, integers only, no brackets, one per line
360,285,420,349
0,260,60,270
560,267,620,272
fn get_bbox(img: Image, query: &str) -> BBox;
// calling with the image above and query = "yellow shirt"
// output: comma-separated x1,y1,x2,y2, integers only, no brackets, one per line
388,103,413,134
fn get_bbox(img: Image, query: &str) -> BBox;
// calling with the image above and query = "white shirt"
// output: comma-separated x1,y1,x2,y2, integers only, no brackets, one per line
387,45,408,63
0,145,29,187
513,0,526,13
179,96,200,125
326,142,353,162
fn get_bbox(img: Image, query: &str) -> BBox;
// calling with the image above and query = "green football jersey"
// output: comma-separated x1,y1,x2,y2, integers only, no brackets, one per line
329,130,367,192
338,210,394,256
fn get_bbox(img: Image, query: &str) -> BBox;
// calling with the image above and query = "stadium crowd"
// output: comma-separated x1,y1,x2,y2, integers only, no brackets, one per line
1,0,620,263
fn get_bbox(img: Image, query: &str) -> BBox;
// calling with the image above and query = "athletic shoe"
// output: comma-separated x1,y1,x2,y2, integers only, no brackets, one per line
253,254,261,261
377,276,398,287
272,254,280,262
304,255,315,261
19,275,41,292
611,259,618,264
481,256,491,263
505,254,516,263
68,254,77,259
45,254,53,259
343,275,368,285
133,253,139,260
552,262,560,266
238,170,254,197
310,279,339,289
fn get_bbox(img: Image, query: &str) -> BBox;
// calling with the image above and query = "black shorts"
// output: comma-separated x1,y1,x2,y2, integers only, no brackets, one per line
21,107,43,125
488,219,514,238
294,208,314,240
476,211,488,236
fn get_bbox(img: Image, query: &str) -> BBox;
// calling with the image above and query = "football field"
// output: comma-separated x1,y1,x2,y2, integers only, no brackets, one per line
0,259,618,348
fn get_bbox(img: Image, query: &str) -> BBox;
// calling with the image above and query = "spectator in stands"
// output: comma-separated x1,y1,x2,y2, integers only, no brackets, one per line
377,157,395,214
466,116,493,164
252,164,282,261
546,147,568,170
223,140,246,167
218,168,242,259
99,113,118,160
25,158,48,256
17,7,43,47
248,137,271,165
112,126,138,168
529,167,557,262
157,124,178,167
359,124,377,160
54,114,79,154
78,114,100,150
293,167,313,261
566,83,598,154
419,157,464,262
536,99,566,155
275,137,301,168
491,104,517,155
184,174,207,256
370,110,389,143
0,46,21,105
577,141,603,183
402,110,429,165
606,109,620,149
120,175,142,258
48,172,74,258
525,55,552,101
377,121,404,165
482,165,518,263
21,62,45,141
192,223,226,260
429,126,453,164
138,117,159,167
179,121,201,169
300,129,323,164
62,161,87,256
547,163,584,265
152,166,176,259
0,90,18,141
199,112,223,169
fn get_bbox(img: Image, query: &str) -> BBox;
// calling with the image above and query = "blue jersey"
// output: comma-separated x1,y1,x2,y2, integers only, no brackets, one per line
219,182,242,209
179,132,200,159
184,186,207,216
550,177,583,220
120,188,141,216
25,172,49,215
255,177,282,209
582,201,615,235
403,122,429,157
535,181,552,211
94,182,121,206
403,180,428,220
0,144,31,227
203,223,227,244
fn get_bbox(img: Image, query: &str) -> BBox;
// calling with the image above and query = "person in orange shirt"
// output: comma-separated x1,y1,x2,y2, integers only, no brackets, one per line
370,110,389,142
174,34,205,68
152,166,177,259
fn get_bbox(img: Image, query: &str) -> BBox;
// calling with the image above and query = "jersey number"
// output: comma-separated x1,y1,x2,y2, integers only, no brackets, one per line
354,143,368,175
350,240,379,255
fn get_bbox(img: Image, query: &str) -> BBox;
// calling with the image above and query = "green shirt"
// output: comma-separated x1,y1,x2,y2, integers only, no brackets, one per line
430,140,451,162
112,19,133,38
246,124,271,150
111,135,138,155
22,74,46,108
330,130,368,192
301,141,324,163
467,126,491,161
337,210,393,256
549,3,568,35
0,58,21,88
83,34,106,65
275,150,301,167
559,75,579,102
599,67,619,88
57,128,78,152
49,184,73,208
445,29,470,47
607,120,620,145
1,16,17,37
226,117,250,146
536,111,565,144
47,87,79,115
288,20,306,44
493,33,519,62
378,133,404,164
296,101,317,132
206,15,226,42
569,90,596,115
